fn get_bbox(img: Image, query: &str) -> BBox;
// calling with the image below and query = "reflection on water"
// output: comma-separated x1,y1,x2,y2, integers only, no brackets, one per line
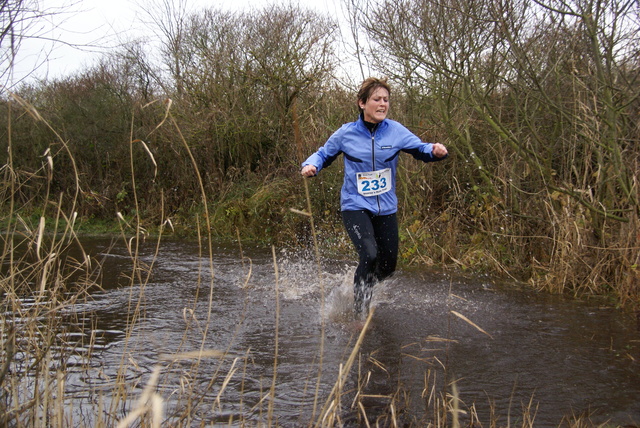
12,237,640,426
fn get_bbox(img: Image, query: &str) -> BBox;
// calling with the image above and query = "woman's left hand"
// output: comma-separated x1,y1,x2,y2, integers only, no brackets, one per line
432,143,448,158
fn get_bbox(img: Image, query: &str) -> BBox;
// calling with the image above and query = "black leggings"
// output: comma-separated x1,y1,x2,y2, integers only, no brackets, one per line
342,210,398,310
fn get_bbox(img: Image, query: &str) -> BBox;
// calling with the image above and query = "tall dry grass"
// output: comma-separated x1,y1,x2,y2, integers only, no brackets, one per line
1,95,610,427
1,95,101,425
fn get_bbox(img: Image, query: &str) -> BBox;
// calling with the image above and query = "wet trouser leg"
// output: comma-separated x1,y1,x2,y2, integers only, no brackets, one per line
342,210,398,315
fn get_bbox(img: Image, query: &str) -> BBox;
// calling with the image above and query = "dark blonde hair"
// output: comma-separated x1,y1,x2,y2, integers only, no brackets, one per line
357,77,391,112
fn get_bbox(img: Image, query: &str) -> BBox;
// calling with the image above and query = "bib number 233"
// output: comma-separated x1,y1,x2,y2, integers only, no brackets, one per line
357,168,391,197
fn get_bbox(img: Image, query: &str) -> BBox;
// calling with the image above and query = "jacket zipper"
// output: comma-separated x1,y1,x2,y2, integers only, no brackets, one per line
370,130,381,215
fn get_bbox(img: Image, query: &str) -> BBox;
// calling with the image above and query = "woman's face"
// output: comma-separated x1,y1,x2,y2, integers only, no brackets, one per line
359,87,389,123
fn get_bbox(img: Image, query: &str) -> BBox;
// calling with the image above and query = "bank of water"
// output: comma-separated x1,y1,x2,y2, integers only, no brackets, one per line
20,238,640,425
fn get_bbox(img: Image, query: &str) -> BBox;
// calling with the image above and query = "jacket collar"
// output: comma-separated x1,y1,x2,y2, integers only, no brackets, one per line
358,112,387,133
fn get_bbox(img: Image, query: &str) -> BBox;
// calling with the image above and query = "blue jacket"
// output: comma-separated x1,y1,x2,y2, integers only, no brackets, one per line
302,116,447,215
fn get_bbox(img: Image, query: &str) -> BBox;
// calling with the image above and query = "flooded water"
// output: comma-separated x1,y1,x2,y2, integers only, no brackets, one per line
22,238,640,426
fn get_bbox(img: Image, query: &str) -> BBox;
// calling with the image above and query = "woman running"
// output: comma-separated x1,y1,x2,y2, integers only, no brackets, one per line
301,77,448,317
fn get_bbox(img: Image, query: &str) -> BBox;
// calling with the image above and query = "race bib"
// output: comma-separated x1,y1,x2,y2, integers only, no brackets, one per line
356,168,391,197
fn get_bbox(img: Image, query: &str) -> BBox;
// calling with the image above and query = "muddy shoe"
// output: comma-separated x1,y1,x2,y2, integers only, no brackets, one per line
353,282,372,319
354,297,367,318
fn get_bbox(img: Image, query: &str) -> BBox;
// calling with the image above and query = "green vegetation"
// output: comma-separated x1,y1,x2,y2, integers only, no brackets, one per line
5,0,635,307
2,1,638,308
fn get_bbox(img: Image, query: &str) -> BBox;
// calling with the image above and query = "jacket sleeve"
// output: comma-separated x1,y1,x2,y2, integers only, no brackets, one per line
301,126,346,174
397,123,448,163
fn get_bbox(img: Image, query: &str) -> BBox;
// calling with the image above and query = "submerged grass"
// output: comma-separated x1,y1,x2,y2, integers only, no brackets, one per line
1,96,633,428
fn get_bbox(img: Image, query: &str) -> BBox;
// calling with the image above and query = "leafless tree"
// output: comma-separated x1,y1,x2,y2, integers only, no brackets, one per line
352,0,639,297
0,0,77,90
141,0,190,96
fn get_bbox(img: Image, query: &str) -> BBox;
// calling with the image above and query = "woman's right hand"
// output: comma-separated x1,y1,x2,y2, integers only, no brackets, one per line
301,165,317,177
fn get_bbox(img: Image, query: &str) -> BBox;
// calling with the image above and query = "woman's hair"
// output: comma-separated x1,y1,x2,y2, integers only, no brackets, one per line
357,77,391,111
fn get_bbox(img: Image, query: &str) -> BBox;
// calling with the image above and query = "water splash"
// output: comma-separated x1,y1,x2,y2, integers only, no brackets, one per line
323,271,355,323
